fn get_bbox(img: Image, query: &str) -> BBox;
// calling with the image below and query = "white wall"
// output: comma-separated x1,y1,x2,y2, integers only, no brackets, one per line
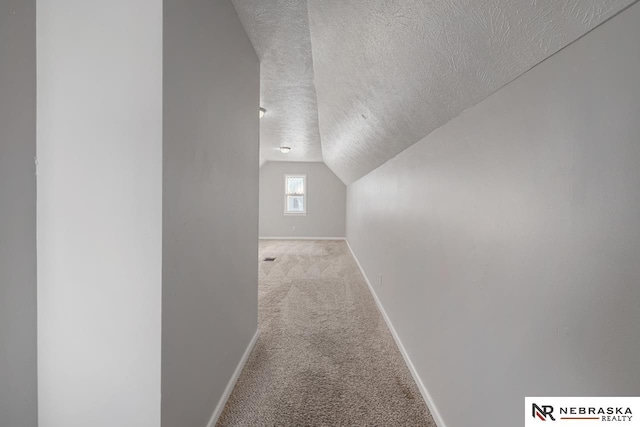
0,1,37,425
260,161,346,238
346,4,640,427
37,1,163,426
162,0,259,426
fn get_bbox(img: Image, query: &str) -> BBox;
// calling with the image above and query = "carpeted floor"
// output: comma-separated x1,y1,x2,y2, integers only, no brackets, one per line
216,240,436,426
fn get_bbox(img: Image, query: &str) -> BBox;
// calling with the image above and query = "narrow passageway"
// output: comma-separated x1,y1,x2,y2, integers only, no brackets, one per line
217,240,436,426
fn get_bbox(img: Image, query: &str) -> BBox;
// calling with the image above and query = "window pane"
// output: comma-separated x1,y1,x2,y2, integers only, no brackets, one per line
286,176,304,194
286,195,304,212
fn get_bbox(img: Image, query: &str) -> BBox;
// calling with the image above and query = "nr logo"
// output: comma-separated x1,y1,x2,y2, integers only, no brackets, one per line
533,403,556,421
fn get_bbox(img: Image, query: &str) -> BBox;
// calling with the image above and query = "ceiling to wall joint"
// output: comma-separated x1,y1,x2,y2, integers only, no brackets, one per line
233,0,635,184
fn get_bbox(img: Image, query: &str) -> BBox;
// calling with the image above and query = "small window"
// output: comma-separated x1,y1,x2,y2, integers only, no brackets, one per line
284,174,306,215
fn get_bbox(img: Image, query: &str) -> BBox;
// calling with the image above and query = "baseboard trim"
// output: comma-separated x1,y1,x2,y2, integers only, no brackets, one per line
206,329,260,427
345,239,447,427
259,237,346,241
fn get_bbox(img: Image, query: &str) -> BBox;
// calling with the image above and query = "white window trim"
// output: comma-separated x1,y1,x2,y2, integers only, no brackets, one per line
284,174,307,215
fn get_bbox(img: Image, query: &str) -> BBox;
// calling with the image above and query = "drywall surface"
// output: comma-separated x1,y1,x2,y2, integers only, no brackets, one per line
162,0,259,425
0,1,37,426
37,1,163,426
346,4,640,427
232,0,633,183
260,162,345,238
310,0,635,183
232,0,322,163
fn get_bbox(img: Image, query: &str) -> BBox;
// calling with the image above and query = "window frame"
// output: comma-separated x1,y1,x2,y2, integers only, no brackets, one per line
283,174,307,216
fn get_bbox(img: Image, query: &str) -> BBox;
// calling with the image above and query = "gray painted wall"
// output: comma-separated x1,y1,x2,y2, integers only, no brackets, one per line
162,0,259,425
0,1,38,426
260,162,346,238
37,1,163,425
346,4,640,427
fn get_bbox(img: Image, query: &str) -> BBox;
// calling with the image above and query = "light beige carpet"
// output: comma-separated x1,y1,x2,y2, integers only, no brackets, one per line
217,240,436,426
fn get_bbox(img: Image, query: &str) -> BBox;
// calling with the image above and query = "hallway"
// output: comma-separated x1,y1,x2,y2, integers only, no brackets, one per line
5,1,640,426
217,240,436,426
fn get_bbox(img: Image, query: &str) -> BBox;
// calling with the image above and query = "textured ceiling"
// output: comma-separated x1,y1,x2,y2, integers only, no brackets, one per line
233,0,635,183
232,0,323,163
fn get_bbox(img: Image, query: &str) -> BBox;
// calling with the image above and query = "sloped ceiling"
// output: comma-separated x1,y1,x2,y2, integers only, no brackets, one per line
232,0,635,183
233,0,323,163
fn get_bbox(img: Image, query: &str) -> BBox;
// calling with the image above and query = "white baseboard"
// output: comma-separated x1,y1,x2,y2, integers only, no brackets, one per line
259,237,346,241
345,239,447,427
206,329,260,427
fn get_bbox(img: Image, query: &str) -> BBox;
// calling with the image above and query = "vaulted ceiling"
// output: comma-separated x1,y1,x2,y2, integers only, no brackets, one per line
232,0,634,184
